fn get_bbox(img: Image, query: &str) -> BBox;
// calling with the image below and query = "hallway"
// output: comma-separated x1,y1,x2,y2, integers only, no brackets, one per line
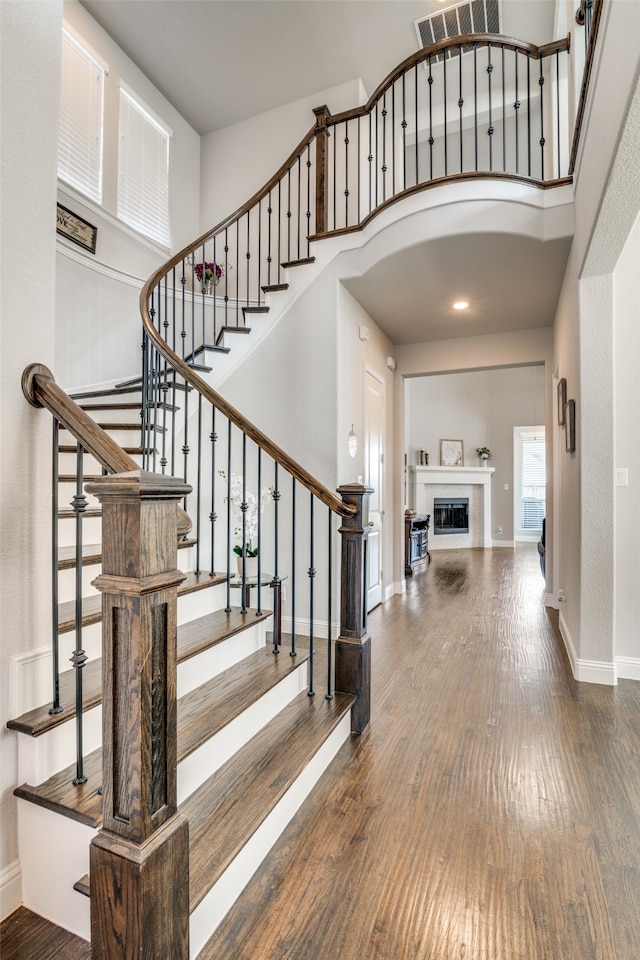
206,545,640,960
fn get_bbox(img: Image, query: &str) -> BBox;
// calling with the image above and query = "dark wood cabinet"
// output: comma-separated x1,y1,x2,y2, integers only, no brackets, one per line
405,514,430,575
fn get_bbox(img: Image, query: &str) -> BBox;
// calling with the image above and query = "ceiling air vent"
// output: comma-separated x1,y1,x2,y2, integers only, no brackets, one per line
415,0,501,61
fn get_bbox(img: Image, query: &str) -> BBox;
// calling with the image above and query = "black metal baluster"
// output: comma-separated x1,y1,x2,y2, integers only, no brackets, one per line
71,444,87,785
443,52,448,176
50,419,62,716
344,119,349,227
306,143,312,256
356,116,361,225
401,73,407,189
223,228,230,327
333,118,337,230
414,64,419,186
210,407,217,576
267,189,273,286
381,93,387,202
225,422,232,612
235,220,240,328
428,55,434,180
459,43,464,173
212,236,219,344
514,50,520,174
277,181,282,282
502,46,506,172
296,155,301,260
474,43,478,170
182,374,189,514
391,82,396,197
326,506,333,700
240,433,247,614
556,50,561,178
307,492,315,697
272,463,281,655
487,43,494,172
539,56,545,180
368,111,373,215
257,200,262,304
195,393,202,574
246,210,252,310
375,102,379,208
527,52,532,176
290,477,296,658
287,168,292,263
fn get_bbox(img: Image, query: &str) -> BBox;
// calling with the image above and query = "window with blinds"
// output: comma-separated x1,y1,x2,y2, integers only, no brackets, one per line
519,429,546,531
117,86,171,247
58,28,106,203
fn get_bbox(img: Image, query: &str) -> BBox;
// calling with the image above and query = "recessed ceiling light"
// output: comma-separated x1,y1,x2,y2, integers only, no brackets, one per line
453,300,469,310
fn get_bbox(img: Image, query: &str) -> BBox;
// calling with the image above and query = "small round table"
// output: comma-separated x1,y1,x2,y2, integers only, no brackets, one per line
229,573,287,647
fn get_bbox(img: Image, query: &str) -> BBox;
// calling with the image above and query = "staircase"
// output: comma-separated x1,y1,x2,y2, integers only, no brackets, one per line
9,375,364,958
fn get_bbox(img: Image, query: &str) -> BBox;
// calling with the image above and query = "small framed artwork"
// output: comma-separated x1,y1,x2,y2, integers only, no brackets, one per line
565,399,576,453
557,378,567,425
440,439,464,466
56,203,97,254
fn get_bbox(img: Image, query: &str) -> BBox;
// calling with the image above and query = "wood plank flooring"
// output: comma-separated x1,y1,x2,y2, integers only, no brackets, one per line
203,545,640,960
5,545,640,960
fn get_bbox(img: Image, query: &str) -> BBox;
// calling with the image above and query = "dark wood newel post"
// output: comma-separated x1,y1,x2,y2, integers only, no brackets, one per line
85,470,191,960
313,104,331,235
335,484,373,734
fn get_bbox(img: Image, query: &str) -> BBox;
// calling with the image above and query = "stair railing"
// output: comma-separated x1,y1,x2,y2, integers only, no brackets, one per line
21,363,191,787
140,34,572,398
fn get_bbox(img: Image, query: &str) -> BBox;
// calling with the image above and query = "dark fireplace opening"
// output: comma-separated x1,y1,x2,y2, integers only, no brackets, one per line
433,497,469,535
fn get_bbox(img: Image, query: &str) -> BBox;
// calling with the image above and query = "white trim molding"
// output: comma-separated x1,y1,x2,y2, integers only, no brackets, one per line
0,859,22,922
615,657,640,681
559,610,617,685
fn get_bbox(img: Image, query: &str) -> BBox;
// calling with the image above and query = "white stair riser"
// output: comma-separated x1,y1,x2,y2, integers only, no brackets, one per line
178,660,308,804
177,620,268,698
189,713,352,958
19,706,102,786
57,516,102,548
57,564,102,602
18,802,94,942
14,620,269,783
58,485,101,510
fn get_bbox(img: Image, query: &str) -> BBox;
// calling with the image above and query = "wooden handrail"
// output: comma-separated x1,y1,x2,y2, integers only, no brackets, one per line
568,0,603,174
22,363,193,536
326,32,572,128
136,305,356,519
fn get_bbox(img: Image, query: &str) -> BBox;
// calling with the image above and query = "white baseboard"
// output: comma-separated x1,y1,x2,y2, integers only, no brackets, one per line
9,646,53,718
0,860,22,922
616,657,640,681
281,617,339,641
544,593,558,609
384,583,395,603
559,610,617,685
394,579,406,595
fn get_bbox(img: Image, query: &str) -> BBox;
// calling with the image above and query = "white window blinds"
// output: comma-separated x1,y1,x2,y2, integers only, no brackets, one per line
520,430,546,529
58,28,106,203
118,86,171,247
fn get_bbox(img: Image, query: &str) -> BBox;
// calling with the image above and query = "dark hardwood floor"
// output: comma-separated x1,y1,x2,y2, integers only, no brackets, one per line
5,545,640,959
204,545,640,960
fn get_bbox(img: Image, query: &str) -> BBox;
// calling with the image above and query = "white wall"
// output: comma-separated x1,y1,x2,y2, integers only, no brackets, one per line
406,365,546,543
614,214,640,671
55,1,201,389
200,78,366,231
0,0,63,916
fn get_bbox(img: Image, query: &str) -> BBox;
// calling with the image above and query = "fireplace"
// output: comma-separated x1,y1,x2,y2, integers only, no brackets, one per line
433,497,469,535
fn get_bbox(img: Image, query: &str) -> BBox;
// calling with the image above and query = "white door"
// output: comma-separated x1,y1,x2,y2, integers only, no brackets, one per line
365,369,385,610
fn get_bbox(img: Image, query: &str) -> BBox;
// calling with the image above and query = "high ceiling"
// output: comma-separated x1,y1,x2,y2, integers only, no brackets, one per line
79,0,569,345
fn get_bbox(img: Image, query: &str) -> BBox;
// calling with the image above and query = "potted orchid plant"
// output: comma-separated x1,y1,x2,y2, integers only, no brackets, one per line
219,471,274,577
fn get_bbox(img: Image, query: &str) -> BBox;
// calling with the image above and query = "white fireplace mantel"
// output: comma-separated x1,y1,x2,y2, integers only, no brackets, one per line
409,465,495,548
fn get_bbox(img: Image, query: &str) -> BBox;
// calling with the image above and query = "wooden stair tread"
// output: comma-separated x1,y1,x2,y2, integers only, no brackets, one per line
242,306,269,315
281,256,315,268
186,343,231,359
178,641,309,761
8,606,267,738
56,570,225,635
60,422,150,432
57,537,196,569
261,282,289,292
13,625,306,830
185,690,354,910
58,444,156,455
80,402,141,411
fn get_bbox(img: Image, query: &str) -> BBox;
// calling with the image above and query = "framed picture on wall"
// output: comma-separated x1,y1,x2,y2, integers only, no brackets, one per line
557,378,567,425
440,439,464,466
565,399,576,452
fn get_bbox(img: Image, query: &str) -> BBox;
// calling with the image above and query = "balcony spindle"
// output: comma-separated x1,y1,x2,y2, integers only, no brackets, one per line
539,57,546,180
458,44,464,173
50,418,62,716
428,55,434,180
487,44,494,172
71,443,88,785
